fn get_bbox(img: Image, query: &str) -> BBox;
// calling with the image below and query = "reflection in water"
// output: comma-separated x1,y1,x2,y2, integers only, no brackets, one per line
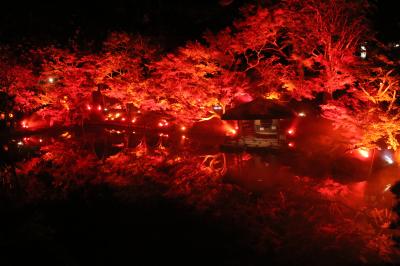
1,126,400,264
225,153,293,192
1,126,397,208
201,153,227,176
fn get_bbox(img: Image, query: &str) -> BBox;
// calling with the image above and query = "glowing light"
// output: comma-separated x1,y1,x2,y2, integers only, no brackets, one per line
111,118,115,121
61,132,71,139
358,148,369,158
97,105,102,111
17,141,23,146
104,108,108,111
182,135,186,139
158,119,168,127
288,142,295,148
115,113,121,118
230,129,237,135
361,52,367,59
39,139,43,143
181,126,186,131
105,118,109,121
121,117,126,121
48,77,54,83
21,120,29,128
131,118,136,123
384,155,394,164
287,129,295,135
87,105,91,110
9,113,13,118
213,105,223,111
298,112,306,117
265,91,280,100
199,114,218,121
384,184,392,192
0,113,4,120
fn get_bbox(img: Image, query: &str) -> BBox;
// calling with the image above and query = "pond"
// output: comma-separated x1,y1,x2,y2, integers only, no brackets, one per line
0,123,399,265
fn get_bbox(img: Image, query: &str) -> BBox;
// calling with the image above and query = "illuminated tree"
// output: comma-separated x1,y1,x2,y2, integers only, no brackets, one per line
151,41,248,123
322,58,400,150
0,48,43,124
25,33,159,125
93,33,158,108
205,0,369,100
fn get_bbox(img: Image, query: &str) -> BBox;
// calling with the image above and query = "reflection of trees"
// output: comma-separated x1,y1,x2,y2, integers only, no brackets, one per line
201,153,227,176
5,136,398,264
0,165,19,192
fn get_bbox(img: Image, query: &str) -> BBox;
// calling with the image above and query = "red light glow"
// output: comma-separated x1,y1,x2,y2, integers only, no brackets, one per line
21,120,29,128
288,142,295,148
98,105,102,111
384,184,391,192
181,126,186,131
358,148,369,158
287,128,295,135
158,119,168,127
132,118,136,123
87,105,91,110
121,117,126,121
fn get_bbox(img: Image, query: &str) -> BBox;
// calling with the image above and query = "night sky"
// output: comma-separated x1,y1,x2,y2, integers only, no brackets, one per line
1,0,399,48
1,0,246,48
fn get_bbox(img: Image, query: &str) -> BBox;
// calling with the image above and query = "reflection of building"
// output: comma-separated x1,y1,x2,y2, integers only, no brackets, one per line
221,98,295,149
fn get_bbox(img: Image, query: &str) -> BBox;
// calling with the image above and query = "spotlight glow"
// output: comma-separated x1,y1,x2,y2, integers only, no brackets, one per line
358,148,369,158
384,155,394,164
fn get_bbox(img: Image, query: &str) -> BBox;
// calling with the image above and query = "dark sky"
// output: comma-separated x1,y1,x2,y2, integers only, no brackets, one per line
371,0,400,42
0,0,249,48
1,0,399,48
